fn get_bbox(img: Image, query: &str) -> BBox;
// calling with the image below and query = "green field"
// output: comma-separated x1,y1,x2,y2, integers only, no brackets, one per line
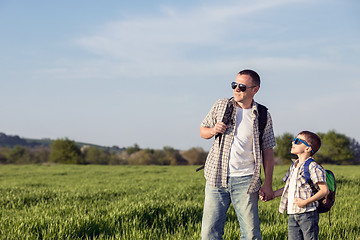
0,164,359,239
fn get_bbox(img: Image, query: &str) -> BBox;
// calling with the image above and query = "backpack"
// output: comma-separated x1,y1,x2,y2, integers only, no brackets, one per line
304,158,336,225
196,98,268,172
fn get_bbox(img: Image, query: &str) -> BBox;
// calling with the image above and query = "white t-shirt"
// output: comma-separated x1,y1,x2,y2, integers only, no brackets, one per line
228,107,255,177
287,167,299,214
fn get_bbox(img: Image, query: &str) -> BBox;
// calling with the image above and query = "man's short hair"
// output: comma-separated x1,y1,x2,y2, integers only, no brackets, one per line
299,131,322,155
239,69,261,87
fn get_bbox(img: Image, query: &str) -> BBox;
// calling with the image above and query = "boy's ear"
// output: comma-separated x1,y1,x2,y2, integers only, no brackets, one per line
305,146,313,154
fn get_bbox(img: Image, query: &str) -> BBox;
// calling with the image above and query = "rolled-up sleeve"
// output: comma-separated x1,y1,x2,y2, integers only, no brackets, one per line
261,112,276,150
310,162,327,185
201,100,221,128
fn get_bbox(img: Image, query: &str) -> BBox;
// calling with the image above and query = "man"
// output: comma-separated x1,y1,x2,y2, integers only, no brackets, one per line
200,69,276,239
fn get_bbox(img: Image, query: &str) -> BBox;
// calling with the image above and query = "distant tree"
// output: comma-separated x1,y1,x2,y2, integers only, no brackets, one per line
126,144,141,155
274,133,294,163
7,145,33,164
163,146,187,165
49,138,83,164
108,153,127,165
127,149,158,165
317,130,353,164
152,149,169,165
349,138,360,164
181,147,207,165
31,146,50,164
0,133,28,148
0,147,10,164
0,152,6,164
83,147,110,165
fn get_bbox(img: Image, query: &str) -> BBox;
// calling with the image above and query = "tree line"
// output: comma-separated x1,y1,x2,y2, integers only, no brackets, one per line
0,140,208,166
0,130,359,165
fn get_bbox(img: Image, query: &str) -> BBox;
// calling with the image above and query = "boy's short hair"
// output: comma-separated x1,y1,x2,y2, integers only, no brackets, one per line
298,131,321,155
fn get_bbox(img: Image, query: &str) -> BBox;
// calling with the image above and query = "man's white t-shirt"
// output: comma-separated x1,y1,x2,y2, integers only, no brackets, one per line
228,107,255,177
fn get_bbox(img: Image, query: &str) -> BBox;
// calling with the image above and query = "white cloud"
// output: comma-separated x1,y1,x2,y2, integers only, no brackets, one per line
74,0,309,61
70,0,355,88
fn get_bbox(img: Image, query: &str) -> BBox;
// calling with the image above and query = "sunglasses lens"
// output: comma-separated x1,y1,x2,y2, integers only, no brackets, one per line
231,82,237,89
294,138,300,144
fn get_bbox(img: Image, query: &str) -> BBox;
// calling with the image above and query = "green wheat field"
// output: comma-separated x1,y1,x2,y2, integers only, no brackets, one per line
0,164,359,239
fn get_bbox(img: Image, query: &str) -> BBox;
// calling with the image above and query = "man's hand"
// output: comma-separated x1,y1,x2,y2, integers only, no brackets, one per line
200,122,230,139
259,184,274,202
211,122,229,136
260,148,275,202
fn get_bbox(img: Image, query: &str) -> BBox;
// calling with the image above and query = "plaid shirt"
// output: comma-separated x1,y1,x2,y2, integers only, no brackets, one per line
279,159,327,214
200,98,276,193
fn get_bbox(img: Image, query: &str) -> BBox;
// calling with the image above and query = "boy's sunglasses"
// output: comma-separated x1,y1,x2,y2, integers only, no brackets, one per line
293,138,314,153
231,82,257,92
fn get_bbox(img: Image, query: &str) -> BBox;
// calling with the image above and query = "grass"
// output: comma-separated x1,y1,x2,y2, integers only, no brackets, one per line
0,164,359,239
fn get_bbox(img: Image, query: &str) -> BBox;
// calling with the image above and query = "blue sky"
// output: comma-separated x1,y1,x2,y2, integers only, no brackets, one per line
1,0,359,150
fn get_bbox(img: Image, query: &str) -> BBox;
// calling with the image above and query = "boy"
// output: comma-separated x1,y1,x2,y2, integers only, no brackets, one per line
264,131,329,240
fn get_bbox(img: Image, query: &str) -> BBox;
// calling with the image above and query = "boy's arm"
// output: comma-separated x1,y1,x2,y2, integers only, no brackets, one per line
273,187,284,198
295,182,329,208
260,187,283,201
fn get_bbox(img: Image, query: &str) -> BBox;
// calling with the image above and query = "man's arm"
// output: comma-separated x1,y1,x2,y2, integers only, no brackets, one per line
200,122,229,139
259,148,275,201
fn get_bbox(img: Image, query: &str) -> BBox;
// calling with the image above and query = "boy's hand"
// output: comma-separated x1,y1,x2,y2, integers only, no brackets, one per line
295,198,307,208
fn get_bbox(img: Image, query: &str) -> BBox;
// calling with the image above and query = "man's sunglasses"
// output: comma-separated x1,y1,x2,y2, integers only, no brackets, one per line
293,138,314,153
231,82,257,92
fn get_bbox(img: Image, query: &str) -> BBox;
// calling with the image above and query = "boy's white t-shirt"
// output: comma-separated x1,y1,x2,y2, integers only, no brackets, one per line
287,167,299,214
228,107,255,177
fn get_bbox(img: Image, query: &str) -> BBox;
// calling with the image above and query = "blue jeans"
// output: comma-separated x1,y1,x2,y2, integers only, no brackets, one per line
288,211,319,240
201,175,261,240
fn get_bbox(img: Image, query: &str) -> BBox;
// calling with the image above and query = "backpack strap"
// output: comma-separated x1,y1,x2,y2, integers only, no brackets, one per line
216,97,234,146
304,158,318,193
257,104,268,148
222,97,234,125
